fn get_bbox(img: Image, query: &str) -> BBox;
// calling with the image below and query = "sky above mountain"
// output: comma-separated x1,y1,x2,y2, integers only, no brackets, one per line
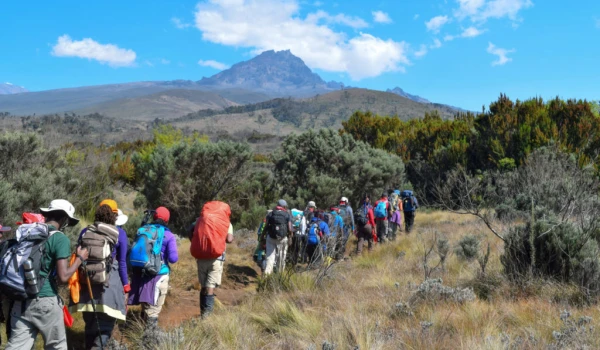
1,0,598,110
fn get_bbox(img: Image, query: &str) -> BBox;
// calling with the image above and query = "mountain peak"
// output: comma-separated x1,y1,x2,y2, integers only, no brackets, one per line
198,50,331,95
386,87,430,104
0,83,28,95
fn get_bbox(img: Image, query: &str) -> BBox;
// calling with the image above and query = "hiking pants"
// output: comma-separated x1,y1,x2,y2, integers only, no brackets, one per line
357,224,373,253
376,220,388,243
6,297,67,350
265,236,288,275
142,274,169,319
404,211,416,233
83,312,116,350
305,244,321,264
389,222,400,241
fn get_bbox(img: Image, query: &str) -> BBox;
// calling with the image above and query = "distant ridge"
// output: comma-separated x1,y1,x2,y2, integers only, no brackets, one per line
0,82,28,95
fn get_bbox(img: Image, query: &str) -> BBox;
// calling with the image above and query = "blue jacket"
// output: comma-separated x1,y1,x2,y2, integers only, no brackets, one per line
330,212,344,237
307,217,330,246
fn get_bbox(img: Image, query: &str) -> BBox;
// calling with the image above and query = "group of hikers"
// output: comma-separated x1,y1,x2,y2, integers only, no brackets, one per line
0,189,418,350
253,189,419,274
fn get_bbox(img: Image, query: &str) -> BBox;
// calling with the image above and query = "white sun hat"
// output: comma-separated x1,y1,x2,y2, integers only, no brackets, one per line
116,209,129,227
40,199,80,226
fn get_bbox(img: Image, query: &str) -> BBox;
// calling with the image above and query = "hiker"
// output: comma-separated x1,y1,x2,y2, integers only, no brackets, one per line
305,214,330,264
3,199,89,350
128,207,178,326
0,223,10,242
0,223,11,345
338,197,355,258
190,201,233,319
401,190,419,233
374,193,392,243
264,200,293,275
388,190,403,241
289,208,307,265
304,201,317,224
253,210,271,272
71,200,130,350
356,195,376,253
328,207,345,259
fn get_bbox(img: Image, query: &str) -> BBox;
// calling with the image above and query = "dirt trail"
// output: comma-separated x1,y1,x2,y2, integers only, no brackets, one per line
159,262,261,328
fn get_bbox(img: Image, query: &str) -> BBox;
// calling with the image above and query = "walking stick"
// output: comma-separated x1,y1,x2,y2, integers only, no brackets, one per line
82,263,105,350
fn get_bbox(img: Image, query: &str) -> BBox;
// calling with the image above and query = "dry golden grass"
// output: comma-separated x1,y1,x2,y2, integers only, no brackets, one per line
28,210,600,349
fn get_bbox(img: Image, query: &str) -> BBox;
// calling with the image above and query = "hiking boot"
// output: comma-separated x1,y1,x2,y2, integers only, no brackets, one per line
200,294,215,319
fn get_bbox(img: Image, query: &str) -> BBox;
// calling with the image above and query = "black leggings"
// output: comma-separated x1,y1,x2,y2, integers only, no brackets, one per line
83,312,116,350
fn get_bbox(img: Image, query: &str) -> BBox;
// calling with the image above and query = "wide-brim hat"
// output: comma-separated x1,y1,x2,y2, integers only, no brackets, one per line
40,199,80,226
116,209,129,226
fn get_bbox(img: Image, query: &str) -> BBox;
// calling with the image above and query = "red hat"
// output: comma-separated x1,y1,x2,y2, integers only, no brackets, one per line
17,213,45,225
154,207,170,223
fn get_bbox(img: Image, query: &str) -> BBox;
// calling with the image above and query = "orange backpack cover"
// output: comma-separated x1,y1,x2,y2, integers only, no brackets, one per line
190,201,231,260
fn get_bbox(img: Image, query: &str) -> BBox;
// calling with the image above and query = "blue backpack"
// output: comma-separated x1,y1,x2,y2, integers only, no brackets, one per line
374,200,388,218
401,190,418,212
129,224,167,276
307,223,321,245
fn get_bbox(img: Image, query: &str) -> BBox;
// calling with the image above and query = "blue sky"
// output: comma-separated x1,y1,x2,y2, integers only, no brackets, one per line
1,0,599,110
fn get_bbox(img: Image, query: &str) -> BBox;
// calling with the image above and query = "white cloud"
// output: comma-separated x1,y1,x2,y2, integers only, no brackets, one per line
487,42,514,66
456,0,533,22
372,11,392,24
313,1,323,6
430,38,442,49
444,34,456,41
461,26,485,37
160,58,171,65
414,44,428,58
194,0,409,80
198,59,230,70
306,10,368,29
51,35,136,67
144,60,154,67
171,17,192,29
414,14,420,20
595,16,600,28
425,15,450,33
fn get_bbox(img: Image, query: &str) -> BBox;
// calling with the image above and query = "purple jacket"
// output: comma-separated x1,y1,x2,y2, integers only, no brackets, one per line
128,227,178,306
79,226,129,287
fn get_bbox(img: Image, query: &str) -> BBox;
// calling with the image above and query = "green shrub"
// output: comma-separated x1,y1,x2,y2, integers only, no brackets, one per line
454,234,480,262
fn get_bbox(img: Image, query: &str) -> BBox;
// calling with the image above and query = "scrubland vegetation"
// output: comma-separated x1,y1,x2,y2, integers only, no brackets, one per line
2,94,600,349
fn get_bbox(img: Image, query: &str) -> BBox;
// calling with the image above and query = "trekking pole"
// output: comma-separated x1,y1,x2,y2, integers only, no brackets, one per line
82,263,105,350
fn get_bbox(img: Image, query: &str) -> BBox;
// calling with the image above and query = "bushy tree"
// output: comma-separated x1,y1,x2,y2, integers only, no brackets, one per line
272,129,406,209
0,133,106,227
133,139,254,232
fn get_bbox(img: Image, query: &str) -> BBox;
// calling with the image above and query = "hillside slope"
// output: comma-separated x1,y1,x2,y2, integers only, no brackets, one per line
173,88,458,136
74,89,238,121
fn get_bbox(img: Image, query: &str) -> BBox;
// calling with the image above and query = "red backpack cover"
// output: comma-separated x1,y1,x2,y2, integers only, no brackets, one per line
190,201,231,260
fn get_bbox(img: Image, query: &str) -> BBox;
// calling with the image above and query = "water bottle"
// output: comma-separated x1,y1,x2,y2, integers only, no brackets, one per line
23,258,40,294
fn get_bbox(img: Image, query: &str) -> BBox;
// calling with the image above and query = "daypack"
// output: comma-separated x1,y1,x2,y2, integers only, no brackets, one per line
390,192,400,212
80,223,119,285
190,201,231,260
307,223,321,245
374,200,388,219
291,209,304,233
0,223,52,300
267,210,289,239
322,212,334,230
354,208,368,227
401,190,418,212
129,224,166,276
338,206,353,228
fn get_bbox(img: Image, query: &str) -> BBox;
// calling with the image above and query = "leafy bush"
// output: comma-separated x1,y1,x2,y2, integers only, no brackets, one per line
454,234,481,261
272,128,406,209
133,139,253,233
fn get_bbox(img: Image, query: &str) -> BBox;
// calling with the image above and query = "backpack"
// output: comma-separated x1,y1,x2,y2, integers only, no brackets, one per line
354,208,368,227
374,200,388,219
80,223,120,285
129,224,166,276
267,210,289,239
190,201,231,260
0,223,52,300
401,190,417,212
338,206,353,228
291,209,304,233
307,223,321,245
390,192,400,212
322,212,334,230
